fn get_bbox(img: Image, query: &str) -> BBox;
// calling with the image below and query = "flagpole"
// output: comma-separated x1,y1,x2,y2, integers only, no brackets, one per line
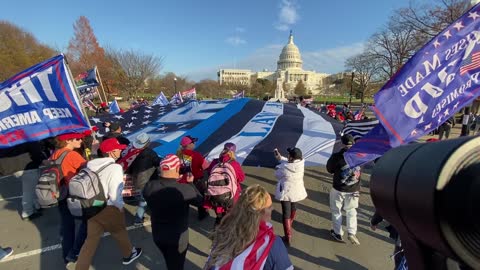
63,54,92,129
95,66,109,103
95,86,103,103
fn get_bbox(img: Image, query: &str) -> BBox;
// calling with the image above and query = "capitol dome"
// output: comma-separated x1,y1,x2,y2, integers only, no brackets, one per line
277,31,303,70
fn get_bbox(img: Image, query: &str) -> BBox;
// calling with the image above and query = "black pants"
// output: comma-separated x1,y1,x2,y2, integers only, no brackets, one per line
280,201,296,220
155,243,187,270
438,124,451,140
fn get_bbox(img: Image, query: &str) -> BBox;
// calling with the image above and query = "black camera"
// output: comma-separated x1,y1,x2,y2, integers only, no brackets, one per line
179,165,192,175
371,136,480,269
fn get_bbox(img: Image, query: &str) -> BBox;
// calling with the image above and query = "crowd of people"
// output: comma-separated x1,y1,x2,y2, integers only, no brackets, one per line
0,112,421,270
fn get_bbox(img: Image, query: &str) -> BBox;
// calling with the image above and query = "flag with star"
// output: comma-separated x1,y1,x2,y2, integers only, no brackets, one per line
345,3,480,167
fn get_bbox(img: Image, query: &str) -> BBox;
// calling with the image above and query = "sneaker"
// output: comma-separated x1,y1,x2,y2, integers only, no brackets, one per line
133,217,144,225
330,230,344,242
348,234,361,245
65,253,77,263
0,247,13,261
122,247,142,265
21,211,42,221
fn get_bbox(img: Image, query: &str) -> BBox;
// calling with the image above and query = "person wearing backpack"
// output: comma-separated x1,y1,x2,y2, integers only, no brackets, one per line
0,141,46,220
75,138,142,270
273,147,307,246
49,132,88,265
177,135,210,220
204,142,245,225
143,154,203,270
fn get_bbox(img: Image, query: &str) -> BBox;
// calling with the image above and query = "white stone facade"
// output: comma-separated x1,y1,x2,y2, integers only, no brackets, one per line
218,32,329,95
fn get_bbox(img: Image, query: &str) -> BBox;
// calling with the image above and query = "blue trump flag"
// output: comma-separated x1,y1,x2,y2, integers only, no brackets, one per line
152,91,169,106
0,54,89,148
346,3,480,167
109,100,121,114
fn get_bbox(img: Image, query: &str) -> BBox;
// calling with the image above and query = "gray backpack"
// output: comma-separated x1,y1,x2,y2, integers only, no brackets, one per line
35,151,69,208
67,162,113,219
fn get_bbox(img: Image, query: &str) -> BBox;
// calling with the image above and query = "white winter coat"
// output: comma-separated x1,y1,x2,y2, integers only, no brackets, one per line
274,157,307,202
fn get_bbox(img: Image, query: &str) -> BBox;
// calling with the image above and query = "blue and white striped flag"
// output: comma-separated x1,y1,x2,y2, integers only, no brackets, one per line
152,91,169,106
341,119,379,141
170,92,183,105
109,100,121,114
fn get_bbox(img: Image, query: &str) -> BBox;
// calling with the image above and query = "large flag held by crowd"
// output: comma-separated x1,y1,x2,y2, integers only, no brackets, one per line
0,54,89,148
345,3,480,167
89,99,340,168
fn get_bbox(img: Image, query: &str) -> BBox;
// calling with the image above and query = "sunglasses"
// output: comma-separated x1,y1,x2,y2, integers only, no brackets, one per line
74,138,83,141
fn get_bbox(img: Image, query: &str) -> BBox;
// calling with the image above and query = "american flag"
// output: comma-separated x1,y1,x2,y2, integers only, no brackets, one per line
341,119,379,141
460,51,480,75
181,87,197,100
232,90,244,99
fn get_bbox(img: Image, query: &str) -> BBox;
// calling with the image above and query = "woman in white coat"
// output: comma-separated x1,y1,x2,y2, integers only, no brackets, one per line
274,147,307,246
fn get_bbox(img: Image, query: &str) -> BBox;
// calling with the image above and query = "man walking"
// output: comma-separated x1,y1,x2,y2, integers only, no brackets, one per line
143,154,203,270
326,134,362,245
75,138,142,270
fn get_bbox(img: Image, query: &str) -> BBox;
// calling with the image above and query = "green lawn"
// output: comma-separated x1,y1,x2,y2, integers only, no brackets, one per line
314,96,374,104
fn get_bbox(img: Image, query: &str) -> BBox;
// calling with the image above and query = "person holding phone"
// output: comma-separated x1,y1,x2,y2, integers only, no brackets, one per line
273,147,307,246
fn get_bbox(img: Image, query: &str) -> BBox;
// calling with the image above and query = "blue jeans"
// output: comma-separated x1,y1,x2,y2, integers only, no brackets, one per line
58,200,87,262
14,169,40,218
135,194,147,221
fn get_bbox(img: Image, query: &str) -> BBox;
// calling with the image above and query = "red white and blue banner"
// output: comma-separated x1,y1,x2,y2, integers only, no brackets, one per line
89,99,341,167
345,3,480,167
0,54,89,148
181,87,197,100
233,90,244,99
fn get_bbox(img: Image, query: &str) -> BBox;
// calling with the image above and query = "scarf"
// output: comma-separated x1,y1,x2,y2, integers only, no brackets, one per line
211,221,276,270
116,146,144,172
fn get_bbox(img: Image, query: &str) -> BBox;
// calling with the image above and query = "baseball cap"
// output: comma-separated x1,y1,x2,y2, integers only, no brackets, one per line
224,142,236,152
180,135,198,147
287,147,303,160
109,122,121,131
160,154,181,171
341,134,355,145
100,138,127,153
57,132,85,141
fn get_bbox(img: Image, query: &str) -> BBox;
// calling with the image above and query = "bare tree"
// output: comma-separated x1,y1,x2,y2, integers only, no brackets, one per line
393,0,471,42
107,48,164,98
367,20,419,79
345,52,380,103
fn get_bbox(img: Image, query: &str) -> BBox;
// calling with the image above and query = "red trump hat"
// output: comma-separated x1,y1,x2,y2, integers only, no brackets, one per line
100,138,127,153
57,132,85,141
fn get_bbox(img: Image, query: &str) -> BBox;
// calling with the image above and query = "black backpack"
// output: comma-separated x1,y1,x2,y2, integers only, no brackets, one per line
35,151,69,208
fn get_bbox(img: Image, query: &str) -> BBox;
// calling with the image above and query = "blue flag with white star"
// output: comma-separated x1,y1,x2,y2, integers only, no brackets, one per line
345,3,480,167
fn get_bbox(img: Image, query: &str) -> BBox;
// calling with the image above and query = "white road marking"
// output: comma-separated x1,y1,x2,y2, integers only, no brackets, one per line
1,221,152,263
0,195,22,202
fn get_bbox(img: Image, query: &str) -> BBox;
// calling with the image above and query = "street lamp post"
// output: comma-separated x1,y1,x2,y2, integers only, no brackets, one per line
349,71,355,105
174,77,177,93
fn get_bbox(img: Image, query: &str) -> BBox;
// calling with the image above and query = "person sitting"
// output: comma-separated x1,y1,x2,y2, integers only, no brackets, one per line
205,185,293,270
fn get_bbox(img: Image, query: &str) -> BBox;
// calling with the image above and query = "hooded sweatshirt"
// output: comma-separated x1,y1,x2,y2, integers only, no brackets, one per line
274,156,307,202
86,157,125,209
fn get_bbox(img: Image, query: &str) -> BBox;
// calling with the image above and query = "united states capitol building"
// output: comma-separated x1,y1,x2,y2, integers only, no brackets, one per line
217,32,331,95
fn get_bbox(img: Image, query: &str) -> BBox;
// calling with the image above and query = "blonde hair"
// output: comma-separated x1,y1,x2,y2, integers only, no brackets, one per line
220,150,236,161
206,185,271,269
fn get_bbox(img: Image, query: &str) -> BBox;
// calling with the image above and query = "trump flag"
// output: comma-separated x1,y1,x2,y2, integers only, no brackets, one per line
346,3,480,167
0,54,89,148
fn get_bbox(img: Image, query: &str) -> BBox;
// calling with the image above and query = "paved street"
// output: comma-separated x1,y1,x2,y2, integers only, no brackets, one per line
0,165,395,270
